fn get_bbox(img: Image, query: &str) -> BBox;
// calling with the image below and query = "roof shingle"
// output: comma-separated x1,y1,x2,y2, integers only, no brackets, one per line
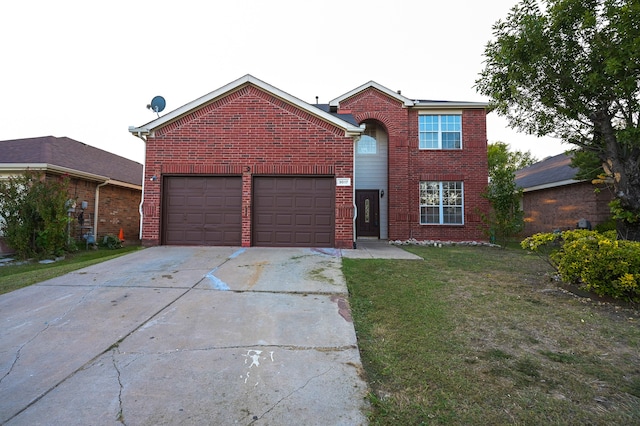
0,136,142,186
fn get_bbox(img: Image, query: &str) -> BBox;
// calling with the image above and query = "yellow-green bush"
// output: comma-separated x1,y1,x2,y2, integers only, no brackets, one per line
522,230,640,302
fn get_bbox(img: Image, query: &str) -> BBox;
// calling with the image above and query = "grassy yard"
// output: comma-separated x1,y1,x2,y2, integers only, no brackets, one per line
0,246,141,295
344,245,640,425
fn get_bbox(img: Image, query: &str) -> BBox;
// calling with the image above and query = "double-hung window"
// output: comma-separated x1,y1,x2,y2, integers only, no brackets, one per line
420,181,464,224
419,114,462,149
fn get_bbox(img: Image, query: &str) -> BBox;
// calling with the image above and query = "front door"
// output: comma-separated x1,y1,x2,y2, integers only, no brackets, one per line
356,190,380,238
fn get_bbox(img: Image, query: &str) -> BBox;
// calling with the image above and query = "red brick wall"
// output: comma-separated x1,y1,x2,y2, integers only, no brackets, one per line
143,84,355,248
66,176,141,244
340,88,490,242
522,182,614,235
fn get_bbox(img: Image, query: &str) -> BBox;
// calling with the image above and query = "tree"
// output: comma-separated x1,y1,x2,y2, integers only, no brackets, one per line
0,171,72,259
476,0,640,240
483,142,536,245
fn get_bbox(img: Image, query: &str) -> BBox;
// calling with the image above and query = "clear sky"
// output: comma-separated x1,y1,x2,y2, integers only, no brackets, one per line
1,0,566,164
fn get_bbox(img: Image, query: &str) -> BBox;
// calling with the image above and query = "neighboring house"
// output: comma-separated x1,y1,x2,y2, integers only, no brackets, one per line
515,153,614,236
129,74,490,249
0,136,143,254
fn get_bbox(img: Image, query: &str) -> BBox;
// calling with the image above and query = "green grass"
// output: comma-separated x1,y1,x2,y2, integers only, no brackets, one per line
344,245,640,425
0,246,141,295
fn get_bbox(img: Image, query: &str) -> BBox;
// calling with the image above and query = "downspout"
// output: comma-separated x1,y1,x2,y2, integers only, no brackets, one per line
352,135,361,249
94,180,110,240
130,130,148,240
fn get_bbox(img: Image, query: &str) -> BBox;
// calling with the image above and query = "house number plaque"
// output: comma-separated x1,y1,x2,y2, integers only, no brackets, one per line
336,178,351,186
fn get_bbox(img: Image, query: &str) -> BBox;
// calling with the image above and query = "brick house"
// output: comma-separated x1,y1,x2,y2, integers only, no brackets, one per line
129,75,489,248
515,153,614,235
0,136,143,254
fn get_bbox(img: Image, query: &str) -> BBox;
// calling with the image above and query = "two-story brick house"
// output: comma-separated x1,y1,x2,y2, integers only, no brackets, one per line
129,75,489,248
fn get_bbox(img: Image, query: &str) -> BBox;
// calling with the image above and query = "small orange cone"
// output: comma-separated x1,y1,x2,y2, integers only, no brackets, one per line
118,228,124,241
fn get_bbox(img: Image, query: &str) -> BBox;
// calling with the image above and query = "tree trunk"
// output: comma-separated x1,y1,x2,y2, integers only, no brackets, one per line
617,220,640,242
593,111,640,241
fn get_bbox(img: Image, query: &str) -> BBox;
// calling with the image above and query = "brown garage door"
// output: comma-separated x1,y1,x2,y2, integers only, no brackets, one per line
163,176,242,246
253,177,334,247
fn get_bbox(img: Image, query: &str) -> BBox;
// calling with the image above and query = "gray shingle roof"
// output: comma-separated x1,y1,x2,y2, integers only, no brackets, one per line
0,136,142,186
515,153,578,189
312,104,359,126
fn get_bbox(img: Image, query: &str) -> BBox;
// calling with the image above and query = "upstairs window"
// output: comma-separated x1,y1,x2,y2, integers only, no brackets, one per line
357,135,377,154
419,114,462,149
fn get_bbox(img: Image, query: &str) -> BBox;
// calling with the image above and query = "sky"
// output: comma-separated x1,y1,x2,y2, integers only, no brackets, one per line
0,0,567,165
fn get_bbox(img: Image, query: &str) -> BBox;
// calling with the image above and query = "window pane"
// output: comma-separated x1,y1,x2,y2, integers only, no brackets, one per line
420,181,463,224
357,135,377,154
418,114,461,150
442,132,461,149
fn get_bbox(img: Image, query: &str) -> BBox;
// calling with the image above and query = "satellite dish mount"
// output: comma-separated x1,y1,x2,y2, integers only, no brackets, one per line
146,96,166,117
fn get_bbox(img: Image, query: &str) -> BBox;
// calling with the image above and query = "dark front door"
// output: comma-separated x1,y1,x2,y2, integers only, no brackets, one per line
356,190,380,238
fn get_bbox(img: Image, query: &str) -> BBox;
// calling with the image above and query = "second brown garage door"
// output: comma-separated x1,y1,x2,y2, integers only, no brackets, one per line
163,176,242,246
253,177,334,247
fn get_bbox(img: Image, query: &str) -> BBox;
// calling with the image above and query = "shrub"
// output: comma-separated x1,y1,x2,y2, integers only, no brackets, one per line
0,171,73,259
100,234,123,249
522,230,640,302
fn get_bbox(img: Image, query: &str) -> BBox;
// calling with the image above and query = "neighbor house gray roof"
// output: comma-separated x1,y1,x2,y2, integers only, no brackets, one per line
515,153,580,191
0,136,142,186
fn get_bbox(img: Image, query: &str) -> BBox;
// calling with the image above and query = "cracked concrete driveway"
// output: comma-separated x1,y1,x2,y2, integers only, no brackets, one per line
0,247,369,425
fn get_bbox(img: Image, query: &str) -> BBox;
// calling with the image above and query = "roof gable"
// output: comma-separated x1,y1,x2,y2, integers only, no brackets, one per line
0,136,143,186
329,81,415,107
329,81,489,110
129,74,364,137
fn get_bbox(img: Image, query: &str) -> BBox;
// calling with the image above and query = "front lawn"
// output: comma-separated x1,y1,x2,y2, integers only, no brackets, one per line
344,245,640,425
0,246,141,295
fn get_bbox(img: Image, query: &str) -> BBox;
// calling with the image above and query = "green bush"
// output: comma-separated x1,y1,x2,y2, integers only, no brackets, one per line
0,171,73,259
522,230,640,302
99,234,123,249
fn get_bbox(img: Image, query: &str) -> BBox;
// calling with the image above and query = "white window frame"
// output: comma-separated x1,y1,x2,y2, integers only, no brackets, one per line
418,114,462,150
419,181,464,225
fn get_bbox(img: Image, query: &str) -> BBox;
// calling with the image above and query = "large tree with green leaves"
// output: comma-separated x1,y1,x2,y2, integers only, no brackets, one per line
476,0,640,240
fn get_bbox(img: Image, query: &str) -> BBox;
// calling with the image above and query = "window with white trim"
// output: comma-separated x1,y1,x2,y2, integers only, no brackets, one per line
419,181,464,224
419,114,462,149
357,135,377,154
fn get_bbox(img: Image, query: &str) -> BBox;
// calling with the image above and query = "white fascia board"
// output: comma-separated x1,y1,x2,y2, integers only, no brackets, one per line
329,81,415,107
522,179,582,192
414,101,489,109
128,74,363,137
0,163,141,189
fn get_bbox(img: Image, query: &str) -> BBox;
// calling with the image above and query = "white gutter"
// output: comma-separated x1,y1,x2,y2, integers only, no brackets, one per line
128,128,149,240
0,163,141,190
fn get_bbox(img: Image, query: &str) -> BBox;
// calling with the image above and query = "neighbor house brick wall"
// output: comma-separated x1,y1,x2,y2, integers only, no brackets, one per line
96,185,142,242
522,182,614,235
64,176,141,244
340,89,489,242
142,84,355,248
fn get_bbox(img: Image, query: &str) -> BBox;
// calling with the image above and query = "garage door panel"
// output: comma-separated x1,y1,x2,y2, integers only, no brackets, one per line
253,177,334,247
163,176,241,246
315,215,332,226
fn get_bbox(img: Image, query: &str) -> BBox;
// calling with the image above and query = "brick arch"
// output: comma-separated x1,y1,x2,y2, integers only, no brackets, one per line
353,112,393,135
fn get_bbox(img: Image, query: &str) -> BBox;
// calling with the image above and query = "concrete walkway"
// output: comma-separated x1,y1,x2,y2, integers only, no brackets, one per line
341,239,423,260
1,246,384,425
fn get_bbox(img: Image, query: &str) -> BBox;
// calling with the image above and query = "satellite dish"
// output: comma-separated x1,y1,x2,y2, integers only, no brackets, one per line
146,96,166,116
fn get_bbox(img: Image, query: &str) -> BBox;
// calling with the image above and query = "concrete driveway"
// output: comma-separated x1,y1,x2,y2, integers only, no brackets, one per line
0,246,370,425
